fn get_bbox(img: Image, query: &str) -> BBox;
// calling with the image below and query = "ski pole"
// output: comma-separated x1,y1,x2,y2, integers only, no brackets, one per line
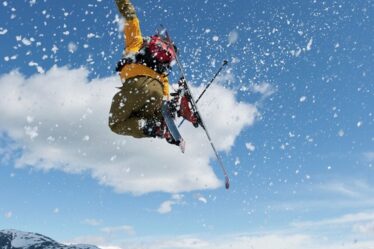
195,60,228,104
178,60,228,128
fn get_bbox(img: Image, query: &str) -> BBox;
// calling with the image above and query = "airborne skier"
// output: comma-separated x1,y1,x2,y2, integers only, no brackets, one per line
108,0,181,147
109,0,230,188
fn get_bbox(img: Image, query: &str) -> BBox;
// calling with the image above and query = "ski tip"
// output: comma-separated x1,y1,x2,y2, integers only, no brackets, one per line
225,176,230,190
223,60,229,65
179,139,186,153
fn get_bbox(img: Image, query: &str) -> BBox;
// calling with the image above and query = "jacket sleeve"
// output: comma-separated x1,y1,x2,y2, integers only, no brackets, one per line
115,0,143,53
124,18,143,54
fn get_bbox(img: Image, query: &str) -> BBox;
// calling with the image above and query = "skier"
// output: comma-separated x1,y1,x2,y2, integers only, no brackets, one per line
109,0,179,145
109,0,230,188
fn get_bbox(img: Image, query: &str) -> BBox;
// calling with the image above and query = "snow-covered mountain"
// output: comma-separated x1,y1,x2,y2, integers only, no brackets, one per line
0,230,101,249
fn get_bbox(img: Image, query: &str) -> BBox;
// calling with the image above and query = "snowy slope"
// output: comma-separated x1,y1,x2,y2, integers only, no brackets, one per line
0,230,100,249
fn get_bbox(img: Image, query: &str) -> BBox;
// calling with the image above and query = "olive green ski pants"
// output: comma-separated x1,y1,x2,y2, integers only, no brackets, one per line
109,76,164,138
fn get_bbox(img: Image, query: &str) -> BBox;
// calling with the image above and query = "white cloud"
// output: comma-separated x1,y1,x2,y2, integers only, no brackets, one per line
292,210,374,228
86,232,374,249
363,152,374,162
157,200,176,214
64,235,107,247
319,179,374,199
4,211,12,219
83,218,102,226
353,221,374,235
99,246,122,249
273,179,374,212
101,225,135,236
0,67,257,194
157,194,184,214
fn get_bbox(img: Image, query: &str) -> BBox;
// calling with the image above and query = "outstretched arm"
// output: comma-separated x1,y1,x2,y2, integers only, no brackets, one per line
115,0,143,53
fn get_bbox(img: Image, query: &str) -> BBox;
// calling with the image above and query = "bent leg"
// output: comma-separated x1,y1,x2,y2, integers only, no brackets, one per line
109,77,164,138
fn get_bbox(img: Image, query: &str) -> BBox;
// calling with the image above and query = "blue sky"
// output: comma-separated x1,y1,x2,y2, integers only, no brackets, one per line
0,0,373,248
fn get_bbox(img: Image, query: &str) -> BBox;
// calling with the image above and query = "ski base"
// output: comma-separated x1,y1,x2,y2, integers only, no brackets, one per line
161,101,185,153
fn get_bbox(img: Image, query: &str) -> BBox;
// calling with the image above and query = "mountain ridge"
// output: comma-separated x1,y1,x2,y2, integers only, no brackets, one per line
0,230,101,249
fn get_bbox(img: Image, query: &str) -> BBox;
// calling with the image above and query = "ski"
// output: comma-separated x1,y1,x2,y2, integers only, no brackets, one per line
161,26,230,189
161,101,186,153
175,77,230,189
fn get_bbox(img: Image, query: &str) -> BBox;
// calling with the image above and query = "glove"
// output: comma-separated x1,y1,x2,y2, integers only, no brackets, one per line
115,0,137,20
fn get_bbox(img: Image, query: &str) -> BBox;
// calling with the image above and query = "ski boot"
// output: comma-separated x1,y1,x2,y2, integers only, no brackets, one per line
142,119,165,138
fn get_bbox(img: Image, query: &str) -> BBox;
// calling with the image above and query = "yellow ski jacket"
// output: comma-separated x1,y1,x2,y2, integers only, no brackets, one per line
119,17,170,97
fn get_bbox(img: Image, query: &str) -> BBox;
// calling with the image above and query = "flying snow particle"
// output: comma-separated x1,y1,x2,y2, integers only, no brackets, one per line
234,157,240,166
306,38,313,51
299,96,307,102
21,37,33,46
29,0,37,6
245,142,255,153
51,44,58,54
338,129,345,137
24,126,39,140
198,196,208,203
228,30,239,45
357,121,363,128
47,136,55,142
28,61,45,74
0,28,8,35
251,83,275,97
212,35,219,42
26,116,34,123
68,42,78,53
290,48,302,57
